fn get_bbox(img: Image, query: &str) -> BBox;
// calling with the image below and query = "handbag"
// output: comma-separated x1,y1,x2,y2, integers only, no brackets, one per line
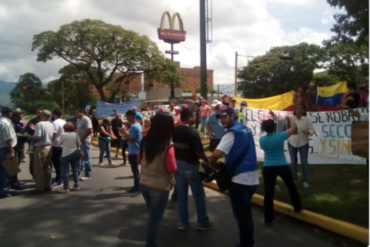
74,134,84,158
199,162,217,183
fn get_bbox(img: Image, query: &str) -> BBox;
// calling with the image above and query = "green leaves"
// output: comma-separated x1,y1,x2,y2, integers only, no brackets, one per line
32,19,168,102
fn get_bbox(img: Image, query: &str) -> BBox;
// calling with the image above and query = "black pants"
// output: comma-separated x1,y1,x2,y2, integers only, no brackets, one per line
128,154,139,190
263,165,301,223
209,138,221,152
52,147,63,183
122,140,128,162
229,182,257,247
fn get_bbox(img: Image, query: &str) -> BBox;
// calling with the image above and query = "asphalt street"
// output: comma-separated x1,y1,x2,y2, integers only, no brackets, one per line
0,145,364,247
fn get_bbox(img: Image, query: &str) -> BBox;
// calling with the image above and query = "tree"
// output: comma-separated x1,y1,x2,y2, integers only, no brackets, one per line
10,73,58,113
326,0,368,46
32,19,177,102
238,43,322,98
47,65,97,114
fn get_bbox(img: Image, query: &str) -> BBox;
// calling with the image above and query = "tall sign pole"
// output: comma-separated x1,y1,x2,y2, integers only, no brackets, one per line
158,12,186,99
200,0,208,99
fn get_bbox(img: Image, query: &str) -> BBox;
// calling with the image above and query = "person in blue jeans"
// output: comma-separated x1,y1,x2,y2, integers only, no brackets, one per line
76,108,93,180
210,106,259,247
98,119,117,166
260,117,302,224
60,122,81,192
173,109,212,231
120,110,142,194
139,112,177,247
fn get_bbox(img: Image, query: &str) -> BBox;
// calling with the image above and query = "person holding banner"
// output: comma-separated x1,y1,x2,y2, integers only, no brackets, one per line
259,117,302,225
288,104,315,188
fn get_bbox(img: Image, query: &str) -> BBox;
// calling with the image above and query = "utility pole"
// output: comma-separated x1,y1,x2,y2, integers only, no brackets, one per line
234,51,238,97
200,0,207,99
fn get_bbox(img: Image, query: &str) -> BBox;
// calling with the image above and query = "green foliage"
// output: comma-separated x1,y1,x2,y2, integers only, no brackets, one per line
326,0,368,46
313,71,341,86
32,19,171,102
47,65,97,114
238,43,322,98
10,73,56,113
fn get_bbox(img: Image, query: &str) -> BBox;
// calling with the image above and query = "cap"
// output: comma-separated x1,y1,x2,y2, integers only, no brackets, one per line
181,104,188,109
41,109,51,117
230,98,236,102
216,106,235,117
132,106,137,111
13,108,24,114
1,107,12,114
211,100,222,107
241,101,247,106
202,99,208,104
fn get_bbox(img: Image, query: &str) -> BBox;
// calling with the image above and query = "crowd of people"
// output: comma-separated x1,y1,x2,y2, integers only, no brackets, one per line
0,88,368,247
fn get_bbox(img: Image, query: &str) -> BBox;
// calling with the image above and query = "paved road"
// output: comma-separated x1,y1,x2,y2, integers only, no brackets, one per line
0,145,364,247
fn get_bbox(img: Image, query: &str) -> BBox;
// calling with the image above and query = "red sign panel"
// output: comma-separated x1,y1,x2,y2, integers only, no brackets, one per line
158,28,186,43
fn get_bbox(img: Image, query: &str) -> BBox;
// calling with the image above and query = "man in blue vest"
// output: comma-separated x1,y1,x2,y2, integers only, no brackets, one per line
209,106,259,247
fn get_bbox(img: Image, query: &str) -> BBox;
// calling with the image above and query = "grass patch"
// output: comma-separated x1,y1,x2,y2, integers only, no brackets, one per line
201,135,368,228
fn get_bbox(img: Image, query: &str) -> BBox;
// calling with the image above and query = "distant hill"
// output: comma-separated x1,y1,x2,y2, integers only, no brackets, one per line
0,80,16,107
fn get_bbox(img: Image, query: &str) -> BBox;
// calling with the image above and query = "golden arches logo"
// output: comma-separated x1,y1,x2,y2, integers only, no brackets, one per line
158,11,186,43
159,11,184,31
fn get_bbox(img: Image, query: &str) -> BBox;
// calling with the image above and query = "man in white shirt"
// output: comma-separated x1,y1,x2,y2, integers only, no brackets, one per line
51,109,66,187
0,107,17,198
76,108,93,180
209,106,259,247
32,110,54,192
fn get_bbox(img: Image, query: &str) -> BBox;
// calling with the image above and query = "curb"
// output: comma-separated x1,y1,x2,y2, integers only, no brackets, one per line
97,141,368,244
204,181,369,245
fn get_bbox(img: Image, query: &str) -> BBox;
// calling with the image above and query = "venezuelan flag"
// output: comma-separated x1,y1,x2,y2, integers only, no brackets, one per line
317,82,348,111
233,91,294,111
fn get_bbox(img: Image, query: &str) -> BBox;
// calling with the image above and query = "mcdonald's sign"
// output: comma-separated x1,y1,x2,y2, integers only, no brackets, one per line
158,11,186,44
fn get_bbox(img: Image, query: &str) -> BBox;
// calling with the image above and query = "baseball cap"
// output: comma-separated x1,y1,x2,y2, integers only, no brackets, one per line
241,101,247,106
211,100,222,107
1,107,12,114
13,108,24,114
216,106,235,118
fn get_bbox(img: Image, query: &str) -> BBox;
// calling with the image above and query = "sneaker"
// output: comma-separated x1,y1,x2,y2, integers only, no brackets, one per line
177,223,188,231
80,176,91,181
303,182,310,188
98,162,104,167
109,162,118,166
197,222,214,231
127,187,139,193
59,188,69,193
52,182,63,189
70,186,80,191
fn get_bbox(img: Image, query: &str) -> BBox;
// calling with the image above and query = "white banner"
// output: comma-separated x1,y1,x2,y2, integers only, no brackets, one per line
244,108,369,165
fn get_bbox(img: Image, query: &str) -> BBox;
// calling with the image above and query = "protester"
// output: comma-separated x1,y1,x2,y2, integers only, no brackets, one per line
76,108,93,180
209,106,259,247
199,99,211,138
173,108,212,231
293,87,309,110
25,109,41,178
230,98,239,112
90,108,100,137
139,112,177,247
59,121,81,193
206,100,225,151
288,104,315,188
0,107,17,198
305,82,317,111
359,84,369,107
98,119,117,167
142,119,151,137
10,108,27,190
120,110,142,195
32,110,54,192
111,110,124,161
341,83,360,109
259,117,302,224
239,100,247,123
51,109,66,187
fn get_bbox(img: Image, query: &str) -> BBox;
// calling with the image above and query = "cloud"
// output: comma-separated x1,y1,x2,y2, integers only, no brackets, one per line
0,0,335,88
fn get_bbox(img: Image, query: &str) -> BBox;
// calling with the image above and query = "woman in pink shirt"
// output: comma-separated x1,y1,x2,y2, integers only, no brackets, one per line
199,99,211,138
139,112,177,247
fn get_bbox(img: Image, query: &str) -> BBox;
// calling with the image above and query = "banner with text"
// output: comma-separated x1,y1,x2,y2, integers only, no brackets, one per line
244,108,368,164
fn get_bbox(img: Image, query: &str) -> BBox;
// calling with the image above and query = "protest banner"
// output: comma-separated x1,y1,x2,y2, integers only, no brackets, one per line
244,108,368,164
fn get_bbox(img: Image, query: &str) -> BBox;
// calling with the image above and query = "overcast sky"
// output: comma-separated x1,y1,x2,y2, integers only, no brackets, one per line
0,0,337,86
